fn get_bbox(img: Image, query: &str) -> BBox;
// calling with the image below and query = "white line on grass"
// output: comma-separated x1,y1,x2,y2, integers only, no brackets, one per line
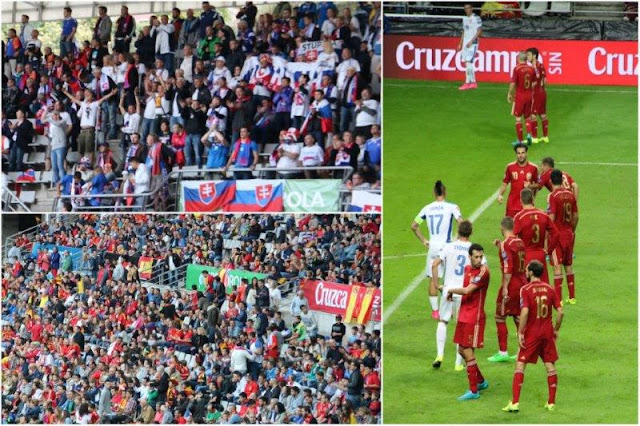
385,83,637,94
557,161,637,167
384,188,500,323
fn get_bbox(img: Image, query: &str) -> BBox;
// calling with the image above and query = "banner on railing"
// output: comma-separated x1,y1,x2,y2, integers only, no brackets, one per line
185,264,268,293
31,243,84,269
181,179,342,213
138,256,155,281
298,40,343,61
385,35,639,86
300,280,381,324
347,191,382,212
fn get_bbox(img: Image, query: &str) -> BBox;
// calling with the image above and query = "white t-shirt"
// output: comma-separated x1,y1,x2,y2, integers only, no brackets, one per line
122,112,141,134
277,143,301,169
321,19,336,37
49,111,72,137
78,101,100,127
299,144,324,166
462,14,482,46
143,96,156,119
438,240,472,289
180,55,195,83
415,200,462,247
355,99,379,127
336,58,361,89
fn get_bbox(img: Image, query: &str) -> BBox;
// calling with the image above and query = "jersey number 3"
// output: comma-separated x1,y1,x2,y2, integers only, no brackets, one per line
454,254,466,276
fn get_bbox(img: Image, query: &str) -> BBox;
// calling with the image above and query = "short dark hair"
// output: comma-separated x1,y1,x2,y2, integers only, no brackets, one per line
501,216,514,231
458,220,472,238
520,188,534,205
527,260,544,278
541,156,555,168
526,47,540,58
550,169,564,186
469,243,483,255
64,7,72,13
514,142,528,152
434,180,445,197
99,6,107,14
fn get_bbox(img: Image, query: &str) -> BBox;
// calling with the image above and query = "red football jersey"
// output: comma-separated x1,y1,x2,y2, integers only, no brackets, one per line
538,169,575,192
503,162,539,213
458,265,490,324
532,61,546,93
548,188,578,235
511,63,536,96
513,207,558,251
500,235,527,286
520,281,560,339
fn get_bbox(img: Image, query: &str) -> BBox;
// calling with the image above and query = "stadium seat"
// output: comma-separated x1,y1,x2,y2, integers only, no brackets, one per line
523,1,549,16
263,143,278,154
23,152,46,165
28,135,49,148
11,191,36,205
549,1,572,14
66,151,81,164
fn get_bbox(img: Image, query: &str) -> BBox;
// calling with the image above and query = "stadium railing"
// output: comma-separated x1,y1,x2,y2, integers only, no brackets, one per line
50,184,161,212
1,187,32,213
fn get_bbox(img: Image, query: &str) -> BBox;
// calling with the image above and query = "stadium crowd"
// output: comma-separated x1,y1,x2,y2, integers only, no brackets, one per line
1,213,382,424
2,2,382,211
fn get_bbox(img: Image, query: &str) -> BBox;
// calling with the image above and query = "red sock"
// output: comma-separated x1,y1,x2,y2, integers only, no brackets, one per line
567,273,575,299
512,371,524,404
525,119,532,136
476,364,485,383
496,321,508,352
542,117,549,137
554,275,563,301
515,122,523,141
547,371,558,404
531,118,538,138
467,359,479,393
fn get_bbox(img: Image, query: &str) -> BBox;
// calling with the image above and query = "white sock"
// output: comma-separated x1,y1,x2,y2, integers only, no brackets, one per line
467,63,475,83
464,64,470,83
436,322,447,357
455,346,464,366
500,350,508,356
429,296,439,311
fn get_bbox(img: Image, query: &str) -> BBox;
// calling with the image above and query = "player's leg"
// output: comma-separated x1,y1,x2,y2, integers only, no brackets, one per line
426,252,440,318
467,46,477,88
460,59,470,89
457,346,481,399
453,297,465,370
434,293,453,368
488,313,510,362
514,115,524,143
565,265,576,304
529,113,539,143
503,361,527,412
544,362,558,410
551,247,564,303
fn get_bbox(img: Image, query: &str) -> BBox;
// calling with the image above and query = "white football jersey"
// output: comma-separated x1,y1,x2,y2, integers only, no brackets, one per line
462,14,482,46
415,200,462,247
438,240,488,289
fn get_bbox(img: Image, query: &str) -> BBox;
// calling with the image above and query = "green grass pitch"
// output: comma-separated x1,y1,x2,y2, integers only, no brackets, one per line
382,79,638,423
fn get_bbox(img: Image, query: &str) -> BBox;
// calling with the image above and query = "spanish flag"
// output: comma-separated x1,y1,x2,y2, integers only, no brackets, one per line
344,286,361,323
138,257,154,280
357,288,376,324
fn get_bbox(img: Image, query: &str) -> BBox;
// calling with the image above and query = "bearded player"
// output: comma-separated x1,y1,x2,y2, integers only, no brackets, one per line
548,169,579,305
536,157,579,201
526,47,549,144
508,51,536,144
502,260,563,413
498,143,539,218
487,216,527,363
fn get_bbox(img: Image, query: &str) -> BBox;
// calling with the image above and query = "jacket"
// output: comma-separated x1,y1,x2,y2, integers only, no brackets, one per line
11,119,33,150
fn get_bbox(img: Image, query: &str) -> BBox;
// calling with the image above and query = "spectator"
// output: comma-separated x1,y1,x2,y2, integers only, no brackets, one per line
114,6,136,54
224,126,259,180
94,6,113,46
7,108,33,171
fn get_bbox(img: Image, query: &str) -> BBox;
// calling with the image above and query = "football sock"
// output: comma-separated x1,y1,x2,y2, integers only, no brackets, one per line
525,120,532,136
455,346,464,366
554,275,563,301
547,371,558,404
515,122,523,141
466,62,475,83
567,273,575,299
542,117,549,137
531,118,538,138
476,363,485,383
429,296,439,311
512,370,524,404
436,321,447,357
496,321,508,352
466,358,479,392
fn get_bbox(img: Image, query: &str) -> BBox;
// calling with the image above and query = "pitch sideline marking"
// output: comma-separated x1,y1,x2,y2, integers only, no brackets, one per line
386,83,637,94
383,188,500,323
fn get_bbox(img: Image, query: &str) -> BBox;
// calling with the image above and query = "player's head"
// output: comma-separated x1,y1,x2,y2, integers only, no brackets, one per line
517,51,527,64
463,3,473,16
526,47,539,63
500,216,514,236
514,143,528,163
550,169,564,187
526,260,544,281
468,243,484,268
541,156,555,173
433,180,446,198
458,220,472,239
520,188,534,206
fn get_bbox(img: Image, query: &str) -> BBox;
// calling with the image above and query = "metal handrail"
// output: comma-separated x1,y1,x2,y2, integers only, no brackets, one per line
51,185,162,212
171,166,354,182
1,188,33,213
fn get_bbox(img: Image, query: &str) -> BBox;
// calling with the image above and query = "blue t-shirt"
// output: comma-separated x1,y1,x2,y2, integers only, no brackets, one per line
61,17,78,37
364,137,382,165
91,173,108,194
231,140,258,167
60,175,84,195
206,141,229,168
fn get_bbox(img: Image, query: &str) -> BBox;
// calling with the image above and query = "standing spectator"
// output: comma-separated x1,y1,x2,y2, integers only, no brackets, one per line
94,6,113,46
275,130,301,178
152,15,176,77
60,7,78,58
299,134,324,178
134,26,155,68
114,6,136,54
179,45,197,84
181,98,207,167
353,88,378,139
273,77,293,130
338,66,359,133
90,67,118,140
19,15,34,47
7,108,33,171
178,9,201,55
199,2,223,40
363,124,381,180
5,29,22,77
224,127,259,180
126,156,150,209
144,133,174,211
201,127,229,175
45,109,68,184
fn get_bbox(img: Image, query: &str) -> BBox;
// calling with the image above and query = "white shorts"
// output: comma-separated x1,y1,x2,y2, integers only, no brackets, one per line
462,44,478,63
439,290,462,323
425,247,443,278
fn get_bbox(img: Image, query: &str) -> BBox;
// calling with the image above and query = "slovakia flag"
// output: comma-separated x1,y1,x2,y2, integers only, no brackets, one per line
183,181,236,212
347,190,382,213
224,180,284,212
16,169,36,183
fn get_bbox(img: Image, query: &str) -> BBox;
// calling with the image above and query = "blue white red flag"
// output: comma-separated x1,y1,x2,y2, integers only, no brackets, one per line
183,181,236,212
16,169,36,183
347,191,382,213
224,179,284,212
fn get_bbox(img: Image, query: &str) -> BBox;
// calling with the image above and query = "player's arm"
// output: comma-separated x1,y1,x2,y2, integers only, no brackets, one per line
517,305,529,348
507,82,516,103
497,182,508,204
571,182,579,201
457,28,464,51
467,27,482,47
553,305,564,339
431,257,442,293
411,216,429,250
572,210,579,231
448,283,477,296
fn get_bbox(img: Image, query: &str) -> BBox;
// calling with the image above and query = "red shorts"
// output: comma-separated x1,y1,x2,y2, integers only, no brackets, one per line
454,320,485,349
525,249,549,283
496,285,523,316
532,90,547,115
551,233,575,266
512,94,533,118
516,336,558,364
